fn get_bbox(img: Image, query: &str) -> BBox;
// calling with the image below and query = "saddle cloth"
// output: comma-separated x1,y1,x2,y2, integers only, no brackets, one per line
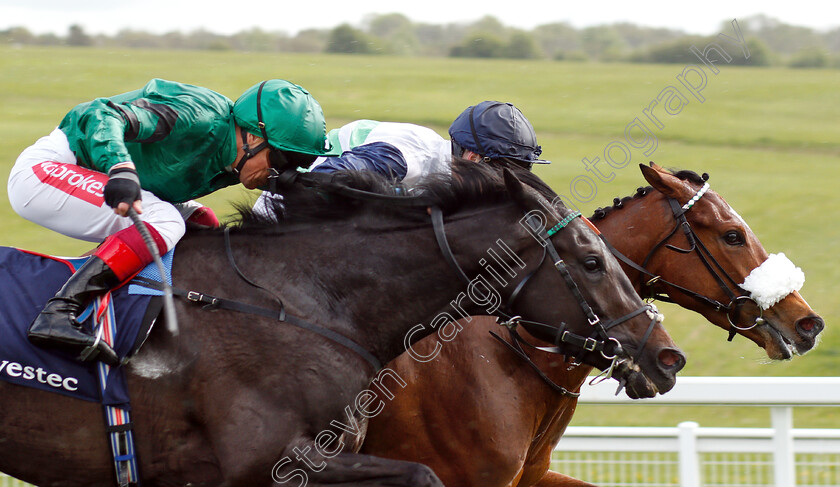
0,246,169,406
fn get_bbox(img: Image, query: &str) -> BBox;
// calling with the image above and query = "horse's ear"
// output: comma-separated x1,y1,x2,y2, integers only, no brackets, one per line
639,163,661,183
505,168,549,214
648,161,666,172
639,163,687,200
503,168,527,203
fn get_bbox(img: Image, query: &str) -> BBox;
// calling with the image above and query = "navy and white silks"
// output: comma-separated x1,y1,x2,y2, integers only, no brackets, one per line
253,120,452,217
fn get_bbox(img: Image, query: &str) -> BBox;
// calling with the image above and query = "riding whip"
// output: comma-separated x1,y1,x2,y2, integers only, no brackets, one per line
127,208,179,336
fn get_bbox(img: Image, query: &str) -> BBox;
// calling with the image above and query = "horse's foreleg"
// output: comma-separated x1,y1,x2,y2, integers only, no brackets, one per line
530,470,598,487
300,453,443,487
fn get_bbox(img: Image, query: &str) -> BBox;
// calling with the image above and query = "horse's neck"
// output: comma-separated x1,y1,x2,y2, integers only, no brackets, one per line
509,329,593,447
175,222,488,367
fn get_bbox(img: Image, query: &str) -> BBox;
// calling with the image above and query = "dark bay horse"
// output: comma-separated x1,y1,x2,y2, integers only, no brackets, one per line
359,162,824,487
0,165,683,487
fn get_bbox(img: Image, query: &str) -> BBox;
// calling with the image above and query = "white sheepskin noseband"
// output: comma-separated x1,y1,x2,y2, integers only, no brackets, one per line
740,253,805,309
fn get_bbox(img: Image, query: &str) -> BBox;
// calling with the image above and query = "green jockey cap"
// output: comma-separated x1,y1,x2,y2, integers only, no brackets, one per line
233,79,329,156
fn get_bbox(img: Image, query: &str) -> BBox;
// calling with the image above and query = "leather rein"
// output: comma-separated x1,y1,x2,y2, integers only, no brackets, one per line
131,228,384,371
597,181,765,341
430,206,661,397
131,172,439,372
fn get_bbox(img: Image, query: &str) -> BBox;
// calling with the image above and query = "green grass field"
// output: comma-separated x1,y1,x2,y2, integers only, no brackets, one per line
1,46,838,430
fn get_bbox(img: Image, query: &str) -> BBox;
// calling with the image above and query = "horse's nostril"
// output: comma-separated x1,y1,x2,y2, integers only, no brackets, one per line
658,349,685,370
796,316,825,337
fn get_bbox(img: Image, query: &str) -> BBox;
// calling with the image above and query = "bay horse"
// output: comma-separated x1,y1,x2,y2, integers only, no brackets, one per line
0,164,683,487
359,162,824,487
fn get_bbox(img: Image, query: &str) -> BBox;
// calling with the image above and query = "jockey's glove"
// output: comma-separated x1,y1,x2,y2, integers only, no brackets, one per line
104,166,142,209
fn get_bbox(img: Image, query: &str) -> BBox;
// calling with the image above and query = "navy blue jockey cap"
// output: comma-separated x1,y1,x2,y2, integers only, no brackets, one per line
448,101,550,170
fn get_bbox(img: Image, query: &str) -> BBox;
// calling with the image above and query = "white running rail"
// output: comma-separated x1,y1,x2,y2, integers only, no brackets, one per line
554,377,840,487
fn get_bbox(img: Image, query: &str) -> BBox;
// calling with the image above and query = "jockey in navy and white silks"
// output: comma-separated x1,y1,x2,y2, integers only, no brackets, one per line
254,101,549,217
313,120,452,185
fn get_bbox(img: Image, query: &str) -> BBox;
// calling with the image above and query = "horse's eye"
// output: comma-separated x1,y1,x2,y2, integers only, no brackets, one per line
724,230,745,246
583,256,602,272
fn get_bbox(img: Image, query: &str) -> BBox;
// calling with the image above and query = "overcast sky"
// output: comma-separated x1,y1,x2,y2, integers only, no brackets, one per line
0,0,836,36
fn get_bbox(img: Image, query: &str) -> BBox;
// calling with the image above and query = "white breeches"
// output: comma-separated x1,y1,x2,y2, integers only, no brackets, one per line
8,128,198,250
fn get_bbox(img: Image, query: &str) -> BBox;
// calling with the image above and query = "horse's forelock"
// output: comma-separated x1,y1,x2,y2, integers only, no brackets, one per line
671,169,709,186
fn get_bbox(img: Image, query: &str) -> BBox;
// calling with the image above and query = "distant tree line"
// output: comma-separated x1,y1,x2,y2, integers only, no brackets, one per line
2,14,838,68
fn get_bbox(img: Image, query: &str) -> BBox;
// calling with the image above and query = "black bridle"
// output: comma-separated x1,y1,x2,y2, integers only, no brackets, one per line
597,181,765,341
430,206,662,397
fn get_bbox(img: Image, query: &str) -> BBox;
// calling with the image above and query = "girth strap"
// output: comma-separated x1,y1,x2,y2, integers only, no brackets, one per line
89,295,141,487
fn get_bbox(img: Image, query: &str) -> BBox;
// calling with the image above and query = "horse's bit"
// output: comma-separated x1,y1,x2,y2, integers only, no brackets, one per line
431,206,661,396
600,180,765,341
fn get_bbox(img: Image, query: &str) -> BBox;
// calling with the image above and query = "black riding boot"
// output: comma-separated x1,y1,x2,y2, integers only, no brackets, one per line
28,256,121,365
